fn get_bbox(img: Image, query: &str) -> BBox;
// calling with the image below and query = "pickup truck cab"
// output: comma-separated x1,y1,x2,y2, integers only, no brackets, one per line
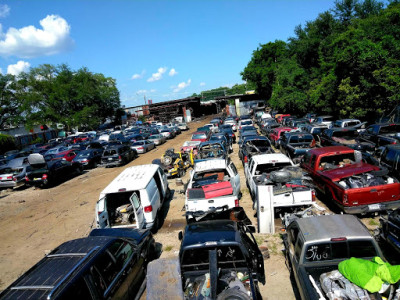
279,132,316,164
283,214,384,300
301,146,400,214
147,219,265,299
185,159,241,218
96,164,170,231
332,118,366,129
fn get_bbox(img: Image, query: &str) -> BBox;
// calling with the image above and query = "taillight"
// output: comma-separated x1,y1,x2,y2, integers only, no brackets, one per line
244,156,248,163
235,199,239,207
12,176,17,182
312,190,316,202
118,155,122,160
42,174,48,180
310,139,316,147
6,176,12,180
81,159,88,162
144,205,153,213
392,141,397,144
25,176,29,181
138,147,144,150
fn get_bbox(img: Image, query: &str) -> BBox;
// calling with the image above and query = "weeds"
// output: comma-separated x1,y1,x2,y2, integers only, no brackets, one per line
164,245,173,252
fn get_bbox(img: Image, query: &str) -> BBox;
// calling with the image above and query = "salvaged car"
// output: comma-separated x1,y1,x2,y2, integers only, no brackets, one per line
101,145,136,167
358,123,400,148
320,128,374,153
0,228,157,300
283,214,385,300
147,219,265,299
185,159,241,219
25,153,83,188
0,157,29,189
301,146,400,213
279,132,316,164
378,208,400,253
195,141,227,163
239,136,274,165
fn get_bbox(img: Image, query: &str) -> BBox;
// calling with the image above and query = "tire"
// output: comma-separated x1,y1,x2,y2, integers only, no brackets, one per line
150,215,159,234
93,161,98,168
178,168,184,178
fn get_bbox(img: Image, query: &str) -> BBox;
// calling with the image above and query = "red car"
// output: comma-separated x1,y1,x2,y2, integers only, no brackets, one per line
268,127,293,146
52,150,78,162
275,114,291,123
191,131,210,142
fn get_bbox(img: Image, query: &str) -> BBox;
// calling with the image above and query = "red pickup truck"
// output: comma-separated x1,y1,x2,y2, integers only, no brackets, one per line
301,146,400,214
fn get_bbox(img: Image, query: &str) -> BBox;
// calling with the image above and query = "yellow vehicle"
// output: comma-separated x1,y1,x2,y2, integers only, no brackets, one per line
158,148,194,178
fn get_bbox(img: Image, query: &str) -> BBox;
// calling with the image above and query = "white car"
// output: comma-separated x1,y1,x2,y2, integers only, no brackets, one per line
96,164,170,230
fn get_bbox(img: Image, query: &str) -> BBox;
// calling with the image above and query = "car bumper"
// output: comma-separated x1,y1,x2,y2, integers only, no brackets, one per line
342,200,400,214
102,160,123,167
0,181,18,188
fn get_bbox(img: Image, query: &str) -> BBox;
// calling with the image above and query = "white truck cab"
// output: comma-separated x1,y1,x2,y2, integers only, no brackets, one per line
96,164,169,230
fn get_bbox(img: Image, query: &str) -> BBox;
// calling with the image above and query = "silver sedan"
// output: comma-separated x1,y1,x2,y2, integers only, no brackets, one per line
130,140,156,154
148,134,166,146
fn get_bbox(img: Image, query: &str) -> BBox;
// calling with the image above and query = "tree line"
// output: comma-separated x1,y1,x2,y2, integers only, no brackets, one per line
0,64,121,131
241,0,400,120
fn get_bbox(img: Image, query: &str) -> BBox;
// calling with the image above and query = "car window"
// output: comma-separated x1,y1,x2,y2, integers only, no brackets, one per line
58,277,93,300
108,240,135,268
91,250,119,294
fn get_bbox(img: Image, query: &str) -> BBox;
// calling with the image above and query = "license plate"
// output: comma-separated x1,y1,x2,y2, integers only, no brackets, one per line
368,204,380,211
34,178,41,181
108,158,113,161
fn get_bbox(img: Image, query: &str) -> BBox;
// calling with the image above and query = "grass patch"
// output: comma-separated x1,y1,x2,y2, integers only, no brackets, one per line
368,219,379,226
164,245,173,252
254,235,265,246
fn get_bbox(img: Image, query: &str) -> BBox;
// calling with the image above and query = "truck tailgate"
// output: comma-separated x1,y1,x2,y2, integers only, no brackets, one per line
186,195,237,212
345,182,400,206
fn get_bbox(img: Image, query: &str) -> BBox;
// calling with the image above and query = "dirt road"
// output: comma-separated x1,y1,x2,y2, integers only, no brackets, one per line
0,117,300,299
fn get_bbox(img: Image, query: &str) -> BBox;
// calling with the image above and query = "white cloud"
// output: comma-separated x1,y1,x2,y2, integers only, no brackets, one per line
131,70,145,80
0,15,73,58
173,79,191,93
136,89,156,95
200,82,206,87
7,60,30,75
0,4,10,18
147,67,167,82
168,68,177,76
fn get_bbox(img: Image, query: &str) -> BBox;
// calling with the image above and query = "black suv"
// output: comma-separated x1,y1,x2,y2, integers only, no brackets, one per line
0,228,156,300
101,145,136,167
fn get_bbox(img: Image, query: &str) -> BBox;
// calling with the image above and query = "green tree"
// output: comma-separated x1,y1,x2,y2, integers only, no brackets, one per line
0,74,23,130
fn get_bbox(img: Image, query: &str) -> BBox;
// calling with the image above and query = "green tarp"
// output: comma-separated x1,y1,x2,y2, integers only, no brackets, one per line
339,257,400,293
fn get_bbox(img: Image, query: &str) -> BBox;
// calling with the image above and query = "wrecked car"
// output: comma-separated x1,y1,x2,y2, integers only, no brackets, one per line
147,219,265,299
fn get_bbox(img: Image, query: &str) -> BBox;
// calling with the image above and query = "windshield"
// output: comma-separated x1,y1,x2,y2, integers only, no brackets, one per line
77,152,91,158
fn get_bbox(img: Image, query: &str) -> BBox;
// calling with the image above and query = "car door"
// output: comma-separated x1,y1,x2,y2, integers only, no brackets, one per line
130,192,145,229
96,197,109,228
229,162,240,196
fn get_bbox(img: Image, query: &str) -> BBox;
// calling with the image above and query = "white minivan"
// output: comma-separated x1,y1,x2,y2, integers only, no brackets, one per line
96,164,170,231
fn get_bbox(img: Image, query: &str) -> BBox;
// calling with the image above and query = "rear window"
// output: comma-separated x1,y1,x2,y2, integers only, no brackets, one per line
104,149,117,156
132,142,144,146
241,120,252,125
304,240,377,263
181,245,245,270
255,162,292,175
288,135,313,143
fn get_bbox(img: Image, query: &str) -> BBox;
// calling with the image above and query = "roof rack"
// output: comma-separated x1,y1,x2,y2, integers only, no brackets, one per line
9,246,100,299
46,246,100,299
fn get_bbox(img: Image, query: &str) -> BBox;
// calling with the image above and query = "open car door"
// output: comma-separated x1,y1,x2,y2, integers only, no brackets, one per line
130,192,145,229
96,197,109,228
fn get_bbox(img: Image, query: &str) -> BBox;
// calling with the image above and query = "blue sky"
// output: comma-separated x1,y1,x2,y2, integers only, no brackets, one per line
0,0,338,107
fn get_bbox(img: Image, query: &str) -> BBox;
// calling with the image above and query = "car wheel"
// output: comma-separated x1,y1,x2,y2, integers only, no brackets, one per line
93,161,98,168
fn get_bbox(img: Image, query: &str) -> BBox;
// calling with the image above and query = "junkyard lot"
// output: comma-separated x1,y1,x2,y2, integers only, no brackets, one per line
0,116,382,299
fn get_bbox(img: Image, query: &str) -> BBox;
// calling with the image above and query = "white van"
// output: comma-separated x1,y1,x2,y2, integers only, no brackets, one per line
96,164,170,230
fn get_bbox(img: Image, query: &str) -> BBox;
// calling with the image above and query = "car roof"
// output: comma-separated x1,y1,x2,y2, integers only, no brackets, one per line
296,215,372,243
194,159,227,172
100,164,160,195
182,220,239,249
0,236,115,299
308,146,353,156
251,153,291,164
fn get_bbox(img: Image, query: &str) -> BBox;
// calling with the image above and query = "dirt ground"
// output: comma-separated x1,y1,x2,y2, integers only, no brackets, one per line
0,116,385,299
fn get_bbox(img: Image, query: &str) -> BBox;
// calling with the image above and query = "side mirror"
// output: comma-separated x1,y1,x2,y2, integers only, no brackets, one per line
247,225,256,233
178,231,183,241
